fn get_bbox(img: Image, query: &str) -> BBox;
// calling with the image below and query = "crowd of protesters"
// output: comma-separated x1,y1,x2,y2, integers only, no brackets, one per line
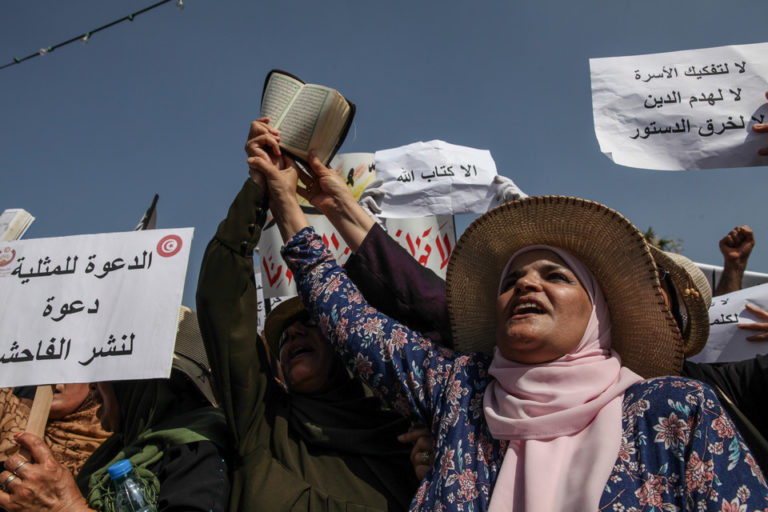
1,94,768,511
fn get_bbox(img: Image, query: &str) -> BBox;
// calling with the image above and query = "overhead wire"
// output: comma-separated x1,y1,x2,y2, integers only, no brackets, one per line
0,0,182,72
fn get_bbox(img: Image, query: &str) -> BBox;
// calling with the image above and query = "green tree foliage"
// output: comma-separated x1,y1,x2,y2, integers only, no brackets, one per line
643,226,684,254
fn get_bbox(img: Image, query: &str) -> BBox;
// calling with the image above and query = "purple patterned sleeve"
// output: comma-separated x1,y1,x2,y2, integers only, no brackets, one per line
601,378,768,511
282,227,458,422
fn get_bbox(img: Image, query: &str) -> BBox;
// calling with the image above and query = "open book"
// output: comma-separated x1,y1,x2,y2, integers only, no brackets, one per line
260,70,355,165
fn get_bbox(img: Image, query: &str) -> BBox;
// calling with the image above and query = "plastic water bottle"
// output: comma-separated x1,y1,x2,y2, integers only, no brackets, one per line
108,459,156,512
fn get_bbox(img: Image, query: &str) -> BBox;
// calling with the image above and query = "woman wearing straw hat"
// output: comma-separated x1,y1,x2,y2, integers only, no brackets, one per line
341,203,768,478
292,146,768,478
248,141,768,510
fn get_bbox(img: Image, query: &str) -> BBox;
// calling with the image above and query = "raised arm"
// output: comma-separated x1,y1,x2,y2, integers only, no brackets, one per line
248,151,469,423
245,135,375,246
295,156,454,344
345,225,452,345
280,226,459,423
291,152,374,250
300,161,527,347
196,118,279,444
714,225,754,296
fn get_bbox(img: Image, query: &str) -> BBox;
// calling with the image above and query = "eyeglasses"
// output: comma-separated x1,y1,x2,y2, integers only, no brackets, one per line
657,266,670,282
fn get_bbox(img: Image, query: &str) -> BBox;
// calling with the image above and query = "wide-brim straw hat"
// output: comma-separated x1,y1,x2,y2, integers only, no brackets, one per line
174,306,218,407
445,196,684,379
649,248,712,358
264,296,307,359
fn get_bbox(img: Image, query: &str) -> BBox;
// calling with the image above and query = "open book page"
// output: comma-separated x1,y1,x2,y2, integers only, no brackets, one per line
276,85,335,159
259,70,354,164
260,73,303,124
310,93,352,164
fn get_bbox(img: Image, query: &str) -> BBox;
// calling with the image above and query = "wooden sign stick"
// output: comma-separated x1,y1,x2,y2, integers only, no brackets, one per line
20,385,54,458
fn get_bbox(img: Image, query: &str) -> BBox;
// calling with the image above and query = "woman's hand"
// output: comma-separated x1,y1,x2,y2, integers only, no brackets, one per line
244,117,283,190
753,91,768,156
246,125,309,241
0,433,93,512
245,119,299,201
738,302,768,341
714,225,755,296
398,425,434,481
719,225,755,268
297,153,375,251
296,153,357,215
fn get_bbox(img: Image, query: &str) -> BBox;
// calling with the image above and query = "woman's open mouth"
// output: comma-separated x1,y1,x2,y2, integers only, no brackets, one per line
513,302,545,315
286,343,315,362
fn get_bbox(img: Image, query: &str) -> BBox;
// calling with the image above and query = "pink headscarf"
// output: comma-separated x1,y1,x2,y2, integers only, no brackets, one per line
484,245,643,511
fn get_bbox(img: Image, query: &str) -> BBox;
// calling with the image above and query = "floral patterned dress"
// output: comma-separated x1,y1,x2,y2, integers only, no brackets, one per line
283,227,768,511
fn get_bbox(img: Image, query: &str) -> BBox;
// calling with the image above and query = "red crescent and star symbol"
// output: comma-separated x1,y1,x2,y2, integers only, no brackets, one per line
156,235,182,258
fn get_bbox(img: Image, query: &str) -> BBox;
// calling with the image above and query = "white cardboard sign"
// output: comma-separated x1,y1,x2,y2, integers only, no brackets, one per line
0,228,193,387
590,41,768,170
258,215,455,298
374,140,498,217
688,282,768,363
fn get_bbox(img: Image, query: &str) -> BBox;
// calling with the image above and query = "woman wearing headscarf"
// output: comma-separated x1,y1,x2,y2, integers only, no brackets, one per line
0,308,230,512
248,143,768,510
329,171,768,477
0,384,110,476
194,119,418,511
305,140,768,478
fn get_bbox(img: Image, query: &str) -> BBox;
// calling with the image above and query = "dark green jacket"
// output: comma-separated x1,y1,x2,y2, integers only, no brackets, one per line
196,179,415,512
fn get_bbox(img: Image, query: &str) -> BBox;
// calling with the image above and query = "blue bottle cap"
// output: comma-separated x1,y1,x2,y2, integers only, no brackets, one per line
107,459,133,480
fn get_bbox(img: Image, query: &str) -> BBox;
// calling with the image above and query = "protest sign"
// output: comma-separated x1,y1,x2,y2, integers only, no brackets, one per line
254,268,290,333
374,140,498,218
0,228,192,388
255,268,267,333
688,282,768,364
259,214,347,298
257,151,458,298
385,216,455,272
590,41,768,170
258,213,456,298
258,153,378,298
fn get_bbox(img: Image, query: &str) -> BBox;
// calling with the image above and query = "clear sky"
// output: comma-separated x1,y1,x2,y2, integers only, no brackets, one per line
2,0,767,309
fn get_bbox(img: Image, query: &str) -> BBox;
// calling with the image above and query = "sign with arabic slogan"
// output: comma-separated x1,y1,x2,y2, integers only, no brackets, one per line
590,41,768,170
0,228,193,387
688,282,768,364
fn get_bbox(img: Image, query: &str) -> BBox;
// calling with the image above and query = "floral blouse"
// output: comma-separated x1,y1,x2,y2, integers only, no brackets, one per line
283,227,768,511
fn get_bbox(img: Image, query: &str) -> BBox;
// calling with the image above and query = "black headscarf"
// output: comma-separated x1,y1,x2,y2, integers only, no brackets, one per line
289,359,417,510
75,371,228,511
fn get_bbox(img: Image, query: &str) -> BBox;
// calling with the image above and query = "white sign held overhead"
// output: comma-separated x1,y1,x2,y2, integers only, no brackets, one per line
257,152,458,298
590,41,768,171
258,213,456,298
258,153,379,298
384,216,455,273
374,140,498,218
0,228,193,388
688,283,768,364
